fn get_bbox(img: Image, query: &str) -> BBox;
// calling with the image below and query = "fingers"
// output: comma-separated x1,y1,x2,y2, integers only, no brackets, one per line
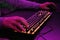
17,17,29,28
8,24,21,32
42,7,50,10
45,7,49,10
11,21,26,32
3,16,29,32
45,2,56,7
50,2,56,7
18,24,26,32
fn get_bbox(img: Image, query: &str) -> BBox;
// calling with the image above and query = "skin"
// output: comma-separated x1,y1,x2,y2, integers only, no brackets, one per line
3,16,29,32
40,2,56,10
2,2,56,32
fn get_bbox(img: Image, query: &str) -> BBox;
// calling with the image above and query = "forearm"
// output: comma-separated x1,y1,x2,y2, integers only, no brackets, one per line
5,0,40,9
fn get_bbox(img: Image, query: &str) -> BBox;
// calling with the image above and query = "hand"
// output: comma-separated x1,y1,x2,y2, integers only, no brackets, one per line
2,16,29,32
40,2,56,10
